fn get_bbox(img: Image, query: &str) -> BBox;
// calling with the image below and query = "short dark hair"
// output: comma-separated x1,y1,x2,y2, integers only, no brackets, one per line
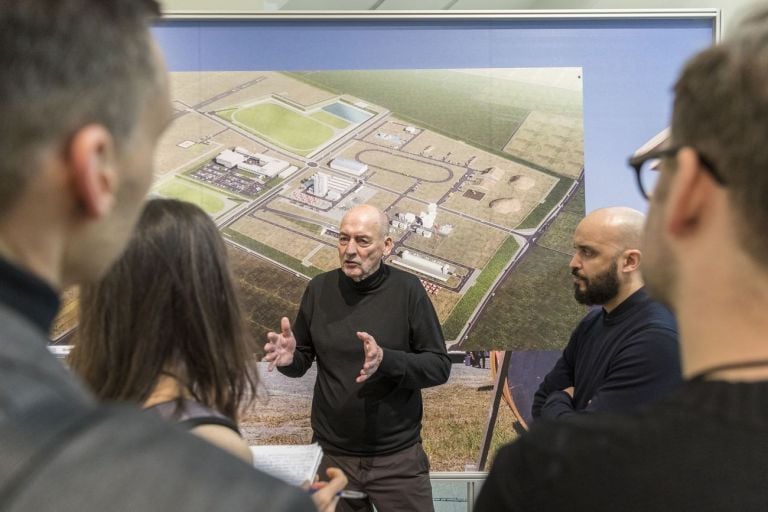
671,8,768,267
70,199,259,422
0,0,161,215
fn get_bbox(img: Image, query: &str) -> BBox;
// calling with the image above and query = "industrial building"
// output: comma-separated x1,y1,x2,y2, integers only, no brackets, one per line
329,157,368,176
392,250,451,282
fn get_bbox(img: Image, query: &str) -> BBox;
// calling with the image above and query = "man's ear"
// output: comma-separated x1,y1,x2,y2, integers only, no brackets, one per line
664,147,717,238
621,249,641,273
383,235,394,256
66,124,117,219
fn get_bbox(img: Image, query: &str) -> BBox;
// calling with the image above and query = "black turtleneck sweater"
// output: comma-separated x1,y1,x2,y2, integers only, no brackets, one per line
532,287,681,420
278,264,451,456
476,379,768,511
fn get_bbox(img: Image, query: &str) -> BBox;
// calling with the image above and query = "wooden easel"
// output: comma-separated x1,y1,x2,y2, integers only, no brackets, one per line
476,350,512,471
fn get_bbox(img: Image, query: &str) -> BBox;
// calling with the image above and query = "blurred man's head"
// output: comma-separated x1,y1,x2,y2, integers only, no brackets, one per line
641,8,768,308
570,207,645,311
338,204,393,282
0,0,171,287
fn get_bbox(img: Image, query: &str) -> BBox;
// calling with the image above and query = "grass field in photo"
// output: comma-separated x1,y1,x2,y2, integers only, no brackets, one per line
156,178,229,215
461,243,585,352
309,110,349,129
221,102,334,155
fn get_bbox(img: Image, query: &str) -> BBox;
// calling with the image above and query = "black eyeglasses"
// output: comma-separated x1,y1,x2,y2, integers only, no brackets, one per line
627,145,726,199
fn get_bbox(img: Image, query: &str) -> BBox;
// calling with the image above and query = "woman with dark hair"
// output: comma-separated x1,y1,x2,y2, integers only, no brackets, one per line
69,198,258,462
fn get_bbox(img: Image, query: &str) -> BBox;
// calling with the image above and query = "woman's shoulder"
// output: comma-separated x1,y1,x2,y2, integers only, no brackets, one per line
146,399,239,432
146,399,252,463
190,423,253,464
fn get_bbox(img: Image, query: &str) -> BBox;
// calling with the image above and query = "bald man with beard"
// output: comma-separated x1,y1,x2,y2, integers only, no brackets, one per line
476,13,768,507
532,207,682,420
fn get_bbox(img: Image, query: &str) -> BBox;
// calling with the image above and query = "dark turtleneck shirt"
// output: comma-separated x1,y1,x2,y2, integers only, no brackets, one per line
278,264,451,456
532,287,681,420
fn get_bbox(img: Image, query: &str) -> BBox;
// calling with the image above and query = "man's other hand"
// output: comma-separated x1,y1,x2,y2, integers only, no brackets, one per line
355,331,383,383
264,317,297,370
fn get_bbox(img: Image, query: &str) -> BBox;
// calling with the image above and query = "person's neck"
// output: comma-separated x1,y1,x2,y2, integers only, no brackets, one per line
677,258,768,382
0,213,62,290
346,261,387,290
143,373,188,408
601,280,643,313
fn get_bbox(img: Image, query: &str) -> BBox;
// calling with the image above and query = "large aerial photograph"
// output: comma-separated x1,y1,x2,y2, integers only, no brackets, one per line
51,67,587,483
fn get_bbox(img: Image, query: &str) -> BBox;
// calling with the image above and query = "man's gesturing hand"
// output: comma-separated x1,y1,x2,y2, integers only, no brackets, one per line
264,317,297,371
356,331,383,383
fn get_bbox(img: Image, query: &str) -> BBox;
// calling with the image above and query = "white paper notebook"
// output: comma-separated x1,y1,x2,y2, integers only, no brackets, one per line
250,443,323,486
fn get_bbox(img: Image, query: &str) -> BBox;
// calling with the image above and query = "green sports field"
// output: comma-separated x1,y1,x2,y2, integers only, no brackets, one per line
156,179,228,215
310,110,350,129
226,103,334,155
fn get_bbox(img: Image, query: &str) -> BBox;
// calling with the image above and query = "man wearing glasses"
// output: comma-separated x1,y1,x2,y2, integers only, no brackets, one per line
476,7,768,511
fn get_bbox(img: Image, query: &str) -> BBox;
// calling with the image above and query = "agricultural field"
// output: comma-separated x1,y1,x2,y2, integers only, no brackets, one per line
306,245,341,272
537,209,583,254
229,216,322,263
252,209,327,241
460,242,585,352
288,69,581,154
153,111,227,176
503,110,584,178
228,246,307,348
442,236,520,341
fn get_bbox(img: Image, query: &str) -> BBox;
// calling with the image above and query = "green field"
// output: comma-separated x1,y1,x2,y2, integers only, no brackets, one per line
223,103,334,155
310,110,350,129
536,210,582,255
461,243,585,352
287,70,581,155
563,182,585,215
156,179,228,214
442,236,519,341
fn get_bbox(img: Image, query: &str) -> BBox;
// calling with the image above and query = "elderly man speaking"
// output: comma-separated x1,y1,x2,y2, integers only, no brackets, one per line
265,204,451,512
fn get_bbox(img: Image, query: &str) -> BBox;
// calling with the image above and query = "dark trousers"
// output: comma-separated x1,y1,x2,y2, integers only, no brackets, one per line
318,442,434,512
